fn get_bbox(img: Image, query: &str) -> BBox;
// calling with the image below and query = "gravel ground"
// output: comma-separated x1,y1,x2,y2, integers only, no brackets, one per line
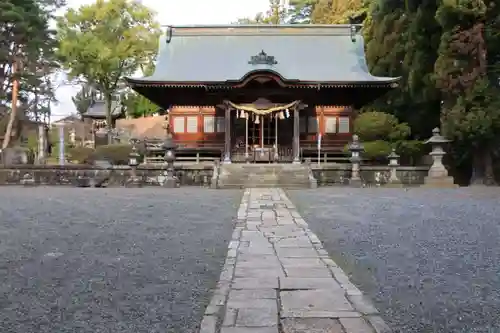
0,187,241,333
288,187,500,333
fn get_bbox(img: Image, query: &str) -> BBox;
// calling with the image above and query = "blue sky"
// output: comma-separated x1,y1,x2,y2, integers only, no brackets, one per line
51,0,270,121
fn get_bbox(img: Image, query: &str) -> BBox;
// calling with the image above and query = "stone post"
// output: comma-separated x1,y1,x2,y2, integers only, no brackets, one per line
58,124,65,166
223,106,232,164
69,128,76,145
348,134,363,187
37,124,46,164
422,127,456,188
292,107,300,164
386,148,403,187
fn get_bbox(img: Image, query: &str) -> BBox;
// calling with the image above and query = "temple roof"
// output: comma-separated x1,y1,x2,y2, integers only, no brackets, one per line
82,100,124,119
126,24,400,86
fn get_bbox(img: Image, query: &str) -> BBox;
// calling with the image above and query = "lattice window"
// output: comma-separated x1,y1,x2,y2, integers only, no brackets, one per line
338,117,350,133
216,116,225,132
299,117,306,133
203,116,215,133
325,117,337,133
186,116,198,133
308,117,318,133
173,116,185,133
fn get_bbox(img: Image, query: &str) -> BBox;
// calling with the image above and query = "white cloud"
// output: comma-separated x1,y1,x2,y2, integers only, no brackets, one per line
51,0,270,121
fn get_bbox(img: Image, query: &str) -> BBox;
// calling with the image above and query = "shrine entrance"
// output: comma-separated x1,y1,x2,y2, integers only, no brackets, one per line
227,98,299,163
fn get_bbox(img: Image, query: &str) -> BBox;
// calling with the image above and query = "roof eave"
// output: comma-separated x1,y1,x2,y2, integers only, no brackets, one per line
126,76,401,88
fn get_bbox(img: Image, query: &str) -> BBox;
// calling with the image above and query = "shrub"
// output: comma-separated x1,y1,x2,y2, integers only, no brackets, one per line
343,140,392,160
394,140,425,164
362,140,392,159
354,111,411,142
67,146,95,164
88,144,141,165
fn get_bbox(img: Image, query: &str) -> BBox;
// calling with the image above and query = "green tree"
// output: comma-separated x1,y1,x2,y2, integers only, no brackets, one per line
435,0,500,185
363,0,443,141
288,0,319,23
311,0,369,24
236,0,287,24
0,0,63,106
72,84,95,119
121,63,159,118
1,0,63,147
57,0,160,143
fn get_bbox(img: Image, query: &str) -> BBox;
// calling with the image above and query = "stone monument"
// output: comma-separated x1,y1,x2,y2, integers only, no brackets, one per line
422,127,457,188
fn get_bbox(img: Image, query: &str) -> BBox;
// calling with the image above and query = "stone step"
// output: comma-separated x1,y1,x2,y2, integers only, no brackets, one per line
219,184,310,189
217,164,315,189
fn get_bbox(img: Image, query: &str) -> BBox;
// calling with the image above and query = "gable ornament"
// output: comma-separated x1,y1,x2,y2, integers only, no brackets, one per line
248,50,278,66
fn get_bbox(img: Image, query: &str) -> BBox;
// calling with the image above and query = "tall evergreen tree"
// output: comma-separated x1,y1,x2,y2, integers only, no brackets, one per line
363,0,442,140
435,0,500,185
0,0,64,147
311,0,369,24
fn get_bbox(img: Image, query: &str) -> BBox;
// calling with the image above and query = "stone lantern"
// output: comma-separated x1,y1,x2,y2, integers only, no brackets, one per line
423,127,456,187
348,134,364,187
386,148,402,186
127,138,142,187
162,135,178,188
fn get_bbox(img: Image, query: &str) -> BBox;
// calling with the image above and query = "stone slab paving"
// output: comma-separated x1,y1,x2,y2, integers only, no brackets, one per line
199,188,390,333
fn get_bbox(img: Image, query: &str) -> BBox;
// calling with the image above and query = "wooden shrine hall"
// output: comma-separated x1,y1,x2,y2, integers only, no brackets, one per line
126,24,400,163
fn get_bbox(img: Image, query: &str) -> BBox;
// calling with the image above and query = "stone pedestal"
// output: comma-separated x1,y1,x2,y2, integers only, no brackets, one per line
75,175,91,187
385,148,403,187
210,159,220,189
162,175,178,188
162,135,179,188
127,142,142,187
348,135,363,187
422,176,457,188
21,173,35,186
127,176,142,187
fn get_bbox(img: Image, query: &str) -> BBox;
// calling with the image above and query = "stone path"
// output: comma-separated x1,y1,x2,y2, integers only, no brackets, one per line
199,188,391,333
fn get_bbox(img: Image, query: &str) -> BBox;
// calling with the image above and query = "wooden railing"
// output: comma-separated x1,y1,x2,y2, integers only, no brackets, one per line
300,139,347,152
141,138,348,164
142,139,224,164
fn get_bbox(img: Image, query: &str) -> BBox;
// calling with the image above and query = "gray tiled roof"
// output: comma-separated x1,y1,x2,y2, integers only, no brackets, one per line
127,25,399,84
82,100,124,118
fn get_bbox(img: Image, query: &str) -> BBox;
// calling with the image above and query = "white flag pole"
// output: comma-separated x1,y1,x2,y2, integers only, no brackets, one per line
317,133,321,166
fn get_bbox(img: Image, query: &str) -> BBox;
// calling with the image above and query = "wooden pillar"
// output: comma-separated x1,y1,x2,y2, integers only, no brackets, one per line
223,106,231,163
293,106,300,164
318,106,325,136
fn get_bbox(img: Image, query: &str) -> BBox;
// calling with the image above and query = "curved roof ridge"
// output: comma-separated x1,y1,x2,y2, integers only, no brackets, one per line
127,25,399,85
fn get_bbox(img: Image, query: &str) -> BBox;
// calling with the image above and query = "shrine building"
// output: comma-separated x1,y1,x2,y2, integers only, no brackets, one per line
126,24,399,163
